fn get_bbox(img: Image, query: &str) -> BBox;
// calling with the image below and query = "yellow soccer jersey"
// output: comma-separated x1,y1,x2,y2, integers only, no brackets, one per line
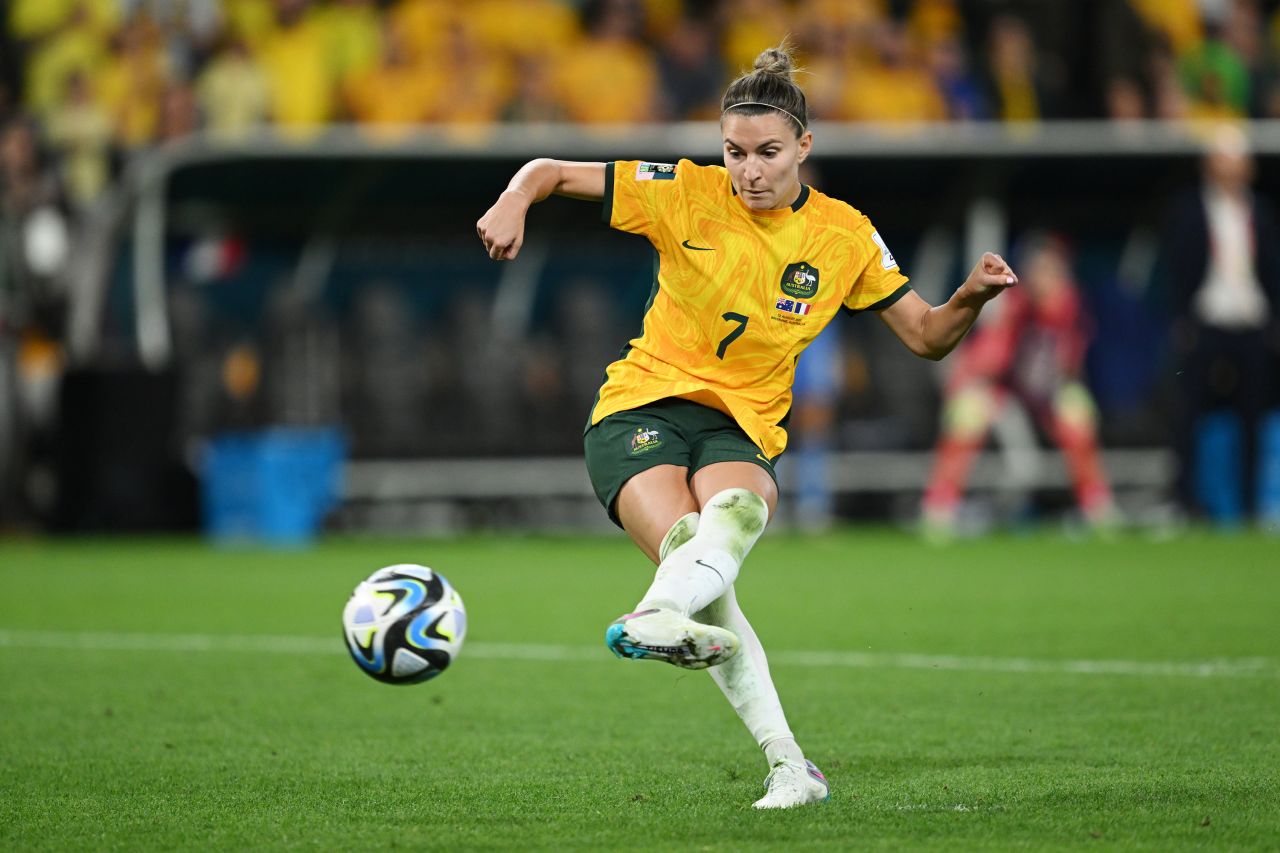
590,158,911,459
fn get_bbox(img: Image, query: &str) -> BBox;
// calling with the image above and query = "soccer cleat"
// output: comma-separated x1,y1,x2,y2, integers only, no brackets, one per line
604,608,739,669
752,759,830,810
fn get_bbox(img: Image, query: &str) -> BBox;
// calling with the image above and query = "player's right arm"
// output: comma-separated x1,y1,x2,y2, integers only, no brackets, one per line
476,159,606,261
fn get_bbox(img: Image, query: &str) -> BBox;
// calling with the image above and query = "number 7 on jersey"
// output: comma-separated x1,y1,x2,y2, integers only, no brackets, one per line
716,312,749,359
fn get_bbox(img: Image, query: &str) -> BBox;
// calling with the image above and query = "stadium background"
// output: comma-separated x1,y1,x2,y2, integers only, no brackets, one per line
3,3,1280,850
2,0,1279,536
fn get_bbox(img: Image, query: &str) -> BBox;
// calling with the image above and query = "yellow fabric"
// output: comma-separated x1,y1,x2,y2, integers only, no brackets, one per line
259,16,333,134
467,0,581,59
321,2,383,84
97,48,171,147
593,160,909,458
1128,0,1202,56
345,61,437,134
553,40,657,124
722,0,792,73
838,64,946,122
391,0,458,62
9,0,117,41
223,0,277,51
908,0,962,46
197,54,272,139
995,72,1038,122
24,26,107,116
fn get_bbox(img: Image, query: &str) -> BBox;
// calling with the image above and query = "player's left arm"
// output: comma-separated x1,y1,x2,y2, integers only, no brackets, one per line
878,252,1018,361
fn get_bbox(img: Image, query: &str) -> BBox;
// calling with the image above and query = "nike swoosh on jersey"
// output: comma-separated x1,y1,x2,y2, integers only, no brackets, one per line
755,454,772,465
681,240,714,251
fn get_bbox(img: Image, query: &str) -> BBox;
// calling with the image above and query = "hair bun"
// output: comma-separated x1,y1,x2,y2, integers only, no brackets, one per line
752,44,796,79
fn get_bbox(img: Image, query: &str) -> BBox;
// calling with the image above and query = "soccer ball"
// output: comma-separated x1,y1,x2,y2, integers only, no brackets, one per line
342,564,467,684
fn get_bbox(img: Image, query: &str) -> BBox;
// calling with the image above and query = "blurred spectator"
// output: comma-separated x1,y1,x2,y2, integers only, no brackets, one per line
722,0,792,76
321,0,381,88
97,15,172,149
837,20,946,123
120,0,222,79
926,35,989,121
257,0,333,136
1179,20,1250,119
1,117,69,308
921,234,1116,537
1106,76,1148,121
22,2,115,118
501,56,567,122
1127,0,1204,57
908,0,963,48
157,80,199,141
389,0,456,63
432,19,514,126
1149,38,1191,119
1222,0,1268,117
786,320,842,532
43,71,112,211
196,36,272,140
468,0,581,63
986,15,1053,122
655,11,724,120
1164,125,1280,522
553,0,657,124
344,20,433,136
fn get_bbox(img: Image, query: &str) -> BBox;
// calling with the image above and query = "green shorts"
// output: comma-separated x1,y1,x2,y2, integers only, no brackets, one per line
583,397,779,527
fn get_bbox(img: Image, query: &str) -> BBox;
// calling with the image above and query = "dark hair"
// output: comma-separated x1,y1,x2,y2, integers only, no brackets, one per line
721,42,808,137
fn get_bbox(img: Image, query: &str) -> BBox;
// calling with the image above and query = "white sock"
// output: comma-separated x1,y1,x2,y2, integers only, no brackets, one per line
637,488,768,616
696,585,803,764
656,507,804,767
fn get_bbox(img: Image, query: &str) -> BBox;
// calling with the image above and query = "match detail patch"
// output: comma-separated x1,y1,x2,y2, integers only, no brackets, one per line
775,297,811,315
636,162,676,181
871,231,897,270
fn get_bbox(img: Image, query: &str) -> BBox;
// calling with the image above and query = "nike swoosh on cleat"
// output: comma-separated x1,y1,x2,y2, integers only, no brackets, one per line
681,240,714,251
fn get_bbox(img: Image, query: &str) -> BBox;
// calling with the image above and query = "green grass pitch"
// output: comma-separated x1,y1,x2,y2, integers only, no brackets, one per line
1,530,1278,851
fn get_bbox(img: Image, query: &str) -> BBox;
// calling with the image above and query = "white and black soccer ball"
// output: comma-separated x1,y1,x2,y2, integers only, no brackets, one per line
342,564,467,684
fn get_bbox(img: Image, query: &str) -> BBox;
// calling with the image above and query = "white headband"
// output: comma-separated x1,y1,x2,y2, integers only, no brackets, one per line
723,102,806,132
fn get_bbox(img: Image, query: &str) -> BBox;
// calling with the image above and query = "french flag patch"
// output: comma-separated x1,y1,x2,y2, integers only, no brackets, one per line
775,297,812,315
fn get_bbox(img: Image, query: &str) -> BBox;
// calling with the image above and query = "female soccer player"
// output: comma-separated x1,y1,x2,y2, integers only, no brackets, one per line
476,45,1017,809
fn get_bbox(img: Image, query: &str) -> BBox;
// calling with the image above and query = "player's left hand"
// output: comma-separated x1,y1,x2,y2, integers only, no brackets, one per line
962,252,1018,301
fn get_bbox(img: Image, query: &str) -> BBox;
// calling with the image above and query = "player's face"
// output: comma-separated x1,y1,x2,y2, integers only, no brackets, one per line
721,113,812,210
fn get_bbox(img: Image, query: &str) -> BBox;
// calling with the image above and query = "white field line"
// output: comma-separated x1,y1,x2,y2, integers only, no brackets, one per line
0,629,1275,680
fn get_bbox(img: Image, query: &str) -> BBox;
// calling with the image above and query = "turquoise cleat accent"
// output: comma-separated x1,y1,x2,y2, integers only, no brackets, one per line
603,608,739,669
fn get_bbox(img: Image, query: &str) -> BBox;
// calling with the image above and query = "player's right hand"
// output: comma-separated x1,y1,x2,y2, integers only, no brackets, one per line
961,252,1018,301
476,192,528,261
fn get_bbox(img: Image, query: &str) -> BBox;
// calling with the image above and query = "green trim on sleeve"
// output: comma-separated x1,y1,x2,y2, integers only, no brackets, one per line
601,161,615,225
843,283,912,315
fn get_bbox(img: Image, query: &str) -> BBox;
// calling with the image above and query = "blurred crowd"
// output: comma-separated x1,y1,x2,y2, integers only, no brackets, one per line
5,1,1280,210
3,0,1280,531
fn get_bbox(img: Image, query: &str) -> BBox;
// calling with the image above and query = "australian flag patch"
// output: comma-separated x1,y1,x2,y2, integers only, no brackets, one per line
775,296,812,315
636,162,676,181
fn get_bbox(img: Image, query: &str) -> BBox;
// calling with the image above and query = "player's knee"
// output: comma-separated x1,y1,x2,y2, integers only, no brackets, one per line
659,511,700,562
701,488,769,560
1055,382,1098,436
945,387,994,439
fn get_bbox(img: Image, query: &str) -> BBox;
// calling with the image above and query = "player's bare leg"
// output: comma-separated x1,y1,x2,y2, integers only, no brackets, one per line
1050,383,1118,531
922,383,1002,541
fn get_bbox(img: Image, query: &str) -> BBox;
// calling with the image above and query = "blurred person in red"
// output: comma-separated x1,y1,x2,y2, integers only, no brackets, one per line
1165,124,1280,523
921,233,1115,537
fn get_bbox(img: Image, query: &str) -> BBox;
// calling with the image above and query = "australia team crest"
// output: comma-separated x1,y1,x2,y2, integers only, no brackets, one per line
780,262,819,299
630,426,664,455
